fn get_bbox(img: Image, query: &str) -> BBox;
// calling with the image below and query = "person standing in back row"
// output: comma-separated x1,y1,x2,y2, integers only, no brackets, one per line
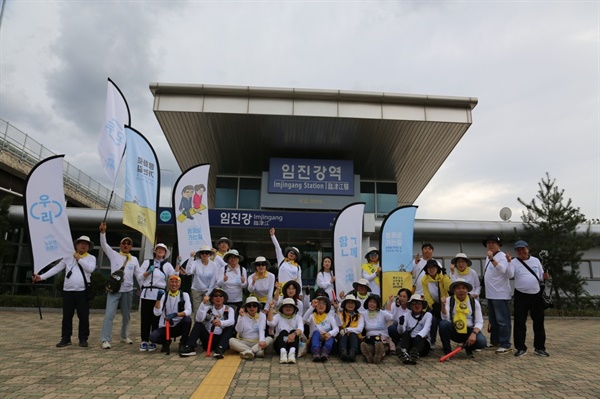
270,228,303,295
411,243,440,296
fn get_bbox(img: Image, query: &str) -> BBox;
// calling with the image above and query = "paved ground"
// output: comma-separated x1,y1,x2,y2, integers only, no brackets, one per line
0,309,598,399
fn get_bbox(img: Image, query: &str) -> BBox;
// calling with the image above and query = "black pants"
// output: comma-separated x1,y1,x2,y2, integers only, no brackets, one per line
399,333,430,357
513,289,546,351
140,298,159,342
338,332,360,353
61,290,89,341
149,316,192,345
274,330,300,352
187,322,234,353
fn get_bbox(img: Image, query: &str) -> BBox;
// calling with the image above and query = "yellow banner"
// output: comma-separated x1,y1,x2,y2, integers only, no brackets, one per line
123,202,156,245
382,271,412,300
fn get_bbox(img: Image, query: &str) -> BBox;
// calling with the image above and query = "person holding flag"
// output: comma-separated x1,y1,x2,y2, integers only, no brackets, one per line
99,222,140,349
32,236,97,348
361,247,382,296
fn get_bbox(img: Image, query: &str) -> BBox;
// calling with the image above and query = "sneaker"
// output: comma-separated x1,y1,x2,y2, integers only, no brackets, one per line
79,340,88,348
486,343,500,349
180,346,197,357
161,340,172,353
495,347,513,355
101,341,111,349
534,349,550,357
465,349,475,359
148,343,157,352
287,351,296,364
213,352,224,359
514,349,527,357
56,339,71,348
240,350,254,360
256,350,265,358
139,342,148,351
279,350,288,364
120,337,133,345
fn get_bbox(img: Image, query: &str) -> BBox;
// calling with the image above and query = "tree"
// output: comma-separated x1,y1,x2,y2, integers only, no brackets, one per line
518,173,599,308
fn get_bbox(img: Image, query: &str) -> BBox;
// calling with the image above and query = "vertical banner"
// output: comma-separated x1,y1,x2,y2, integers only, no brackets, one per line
333,202,365,298
24,155,73,273
123,126,160,245
381,205,418,300
172,164,212,258
97,78,130,187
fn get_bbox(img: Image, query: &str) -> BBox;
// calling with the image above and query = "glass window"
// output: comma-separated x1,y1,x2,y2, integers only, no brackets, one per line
215,177,238,208
238,178,261,209
360,182,375,213
376,182,397,214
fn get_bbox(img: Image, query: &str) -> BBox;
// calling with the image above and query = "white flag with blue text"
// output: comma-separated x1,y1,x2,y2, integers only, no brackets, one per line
25,155,74,274
333,202,365,298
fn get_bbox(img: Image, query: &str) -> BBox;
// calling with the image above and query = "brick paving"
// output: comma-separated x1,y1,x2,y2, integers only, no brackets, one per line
0,309,598,399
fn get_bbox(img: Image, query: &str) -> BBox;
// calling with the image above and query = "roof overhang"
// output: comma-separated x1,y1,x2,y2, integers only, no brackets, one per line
150,83,478,206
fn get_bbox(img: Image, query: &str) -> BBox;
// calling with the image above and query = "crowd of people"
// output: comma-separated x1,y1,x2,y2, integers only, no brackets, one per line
32,227,551,363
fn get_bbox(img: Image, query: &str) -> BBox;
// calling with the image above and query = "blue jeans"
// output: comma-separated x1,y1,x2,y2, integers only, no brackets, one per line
101,291,134,342
310,331,335,354
439,320,487,354
487,299,511,348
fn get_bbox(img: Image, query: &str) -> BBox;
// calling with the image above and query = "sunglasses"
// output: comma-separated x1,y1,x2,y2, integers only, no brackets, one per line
246,304,259,308
121,242,133,246
212,294,224,298
255,262,267,267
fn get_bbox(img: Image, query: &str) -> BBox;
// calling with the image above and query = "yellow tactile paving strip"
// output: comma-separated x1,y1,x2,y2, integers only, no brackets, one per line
190,351,241,399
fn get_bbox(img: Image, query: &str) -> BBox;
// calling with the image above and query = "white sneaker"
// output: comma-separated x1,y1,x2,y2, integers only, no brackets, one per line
101,341,111,349
240,350,255,360
279,350,288,364
120,337,133,344
288,350,296,364
256,350,265,358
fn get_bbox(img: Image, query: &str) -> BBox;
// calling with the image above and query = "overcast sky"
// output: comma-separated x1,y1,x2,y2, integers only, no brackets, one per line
1,1,598,222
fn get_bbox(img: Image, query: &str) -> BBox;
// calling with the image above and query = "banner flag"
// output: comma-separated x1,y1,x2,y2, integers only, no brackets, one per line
24,155,74,274
172,164,212,259
123,126,160,245
332,202,365,298
380,205,418,299
98,78,130,187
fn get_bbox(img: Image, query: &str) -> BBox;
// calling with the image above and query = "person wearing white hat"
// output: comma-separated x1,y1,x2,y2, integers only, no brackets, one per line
439,278,487,358
181,245,218,312
214,249,248,310
247,256,276,312
136,243,179,352
98,223,140,349
269,228,303,297
213,237,233,259
335,294,364,362
33,235,97,348
361,247,382,296
397,294,432,365
229,297,274,359
267,297,304,364
448,253,481,299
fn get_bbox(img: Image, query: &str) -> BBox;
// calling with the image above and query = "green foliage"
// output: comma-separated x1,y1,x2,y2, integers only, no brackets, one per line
518,173,599,308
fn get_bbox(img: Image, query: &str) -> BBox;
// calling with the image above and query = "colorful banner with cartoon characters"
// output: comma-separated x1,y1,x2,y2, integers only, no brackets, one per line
24,155,74,273
172,164,211,259
97,78,130,188
380,205,418,300
123,126,159,245
332,202,364,298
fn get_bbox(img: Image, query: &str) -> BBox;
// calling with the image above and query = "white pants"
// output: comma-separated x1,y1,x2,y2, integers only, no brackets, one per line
229,337,274,354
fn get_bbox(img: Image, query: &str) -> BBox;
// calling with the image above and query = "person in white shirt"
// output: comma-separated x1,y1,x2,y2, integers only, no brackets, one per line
181,245,218,312
386,288,412,348
439,278,487,358
303,296,339,362
213,236,232,259
336,294,364,362
269,228,303,294
247,256,276,312
99,223,140,349
361,247,382,295
508,240,550,358
267,297,304,364
149,275,192,355
273,280,304,315
397,294,433,365
411,243,440,296
448,253,481,299
180,287,235,359
214,249,248,310
482,235,514,354
339,278,372,315
229,296,273,360
360,295,394,364
316,256,335,295
33,235,96,348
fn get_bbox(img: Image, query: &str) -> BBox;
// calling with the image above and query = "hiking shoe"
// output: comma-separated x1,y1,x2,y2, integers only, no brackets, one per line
120,337,133,344
256,350,265,358
360,342,374,363
495,347,512,354
79,340,88,348
373,342,385,364
486,343,500,349
180,346,197,357
56,339,71,348
466,349,475,358
139,342,148,351
240,350,255,360
148,343,157,352
534,349,550,357
101,341,111,349
161,340,172,353
514,349,527,357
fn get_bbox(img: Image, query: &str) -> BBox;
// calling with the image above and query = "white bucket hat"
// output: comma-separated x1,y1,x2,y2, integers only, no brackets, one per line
154,243,171,259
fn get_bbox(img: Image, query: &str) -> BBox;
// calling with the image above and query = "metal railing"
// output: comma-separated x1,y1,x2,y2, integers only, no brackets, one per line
0,117,123,210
